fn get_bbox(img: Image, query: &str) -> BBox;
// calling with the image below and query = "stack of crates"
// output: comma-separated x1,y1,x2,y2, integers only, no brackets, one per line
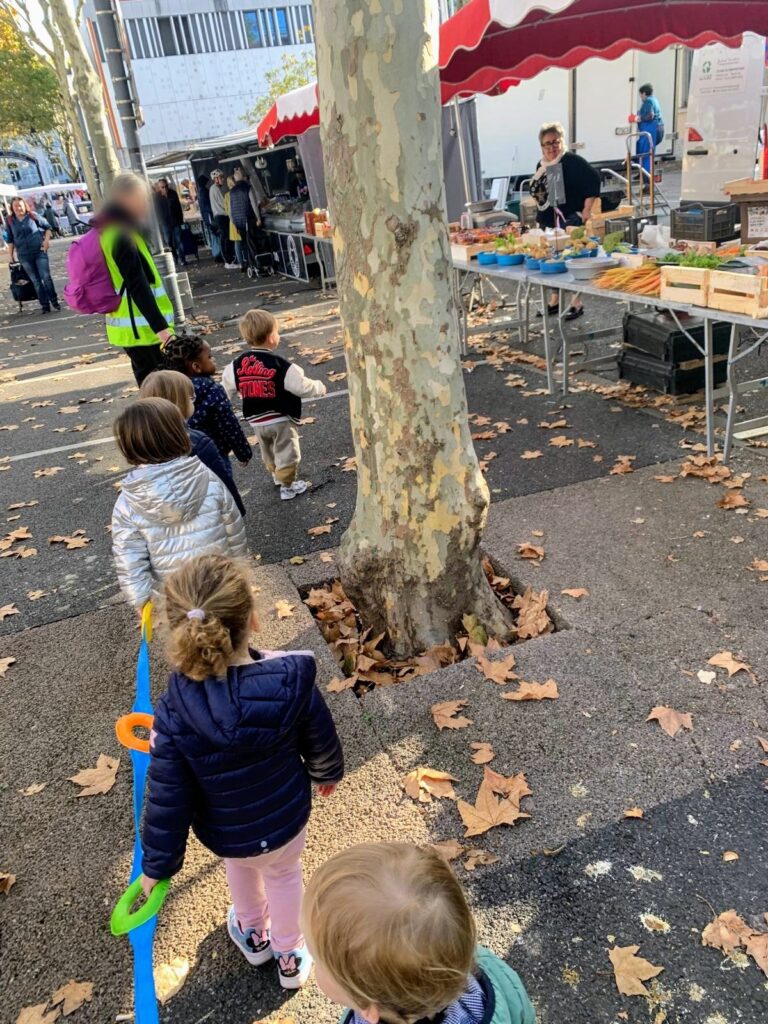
670,202,739,243
617,311,731,395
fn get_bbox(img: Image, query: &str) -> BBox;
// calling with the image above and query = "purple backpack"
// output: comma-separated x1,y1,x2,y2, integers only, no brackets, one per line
63,229,122,314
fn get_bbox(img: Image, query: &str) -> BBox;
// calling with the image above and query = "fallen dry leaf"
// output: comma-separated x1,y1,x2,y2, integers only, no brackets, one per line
457,768,531,837
502,679,559,701
431,839,465,862
609,944,664,996
512,588,552,640
707,650,753,679
0,603,19,621
154,957,189,1004
716,490,750,510
539,418,568,430
33,467,63,478
402,766,457,803
50,980,94,1016
69,753,119,797
327,675,356,694
520,450,543,460
15,1004,60,1024
561,588,589,599
723,851,740,863
701,909,768,977
624,807,644,819
518,542,544,562
577,438,597,449
20,783,46,796
48,534,91,550
653,475,676,483
431,699,473,731
610,455,636,476
307,524,332,536
470,741,495,765
464,848,500,871
288,556,305,565
472,646,517,685
647,706,693,738
0,656,16,678
549,435,574,448
274,599,295,620
1,872,16,895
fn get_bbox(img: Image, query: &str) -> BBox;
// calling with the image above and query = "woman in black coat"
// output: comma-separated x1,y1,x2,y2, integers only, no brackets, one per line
530,121,601,321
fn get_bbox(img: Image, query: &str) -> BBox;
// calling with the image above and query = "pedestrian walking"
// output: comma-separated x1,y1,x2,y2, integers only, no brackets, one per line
111,399,247,609
635,83,665,178
139,552,344,989
63,196,82,235
209,168,236,266
222,308,326,501
139,369,246,516
5,196,60,314
162,333,253,469
154,177,187,267
196,173,221,261
225,174,244,269
89,172,174,385
304,843,536,1024
42,201,62,238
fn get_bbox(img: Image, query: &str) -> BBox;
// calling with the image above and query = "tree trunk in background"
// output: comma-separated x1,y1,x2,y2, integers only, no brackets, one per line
47,0,119,191
50,45,101,200
315,0,512,656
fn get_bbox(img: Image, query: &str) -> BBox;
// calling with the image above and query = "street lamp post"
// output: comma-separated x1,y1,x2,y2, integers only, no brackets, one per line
92,0,186,326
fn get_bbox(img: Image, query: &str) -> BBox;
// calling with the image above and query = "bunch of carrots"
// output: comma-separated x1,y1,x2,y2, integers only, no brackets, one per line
594,263,661,296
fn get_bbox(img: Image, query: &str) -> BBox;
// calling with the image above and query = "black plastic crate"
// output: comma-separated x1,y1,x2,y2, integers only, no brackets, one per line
617,348,728,395
606,214,658,247
670,202,739,242
622,311,732,364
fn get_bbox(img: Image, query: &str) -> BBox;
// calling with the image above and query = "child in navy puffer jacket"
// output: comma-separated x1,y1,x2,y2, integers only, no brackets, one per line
140,553,344,990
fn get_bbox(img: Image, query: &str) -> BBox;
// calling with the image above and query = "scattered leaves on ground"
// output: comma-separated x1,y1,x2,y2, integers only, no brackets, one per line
1,872,16,895
471,644,517,684
0,603,19,621
464,848,500,871
403,767,457,803
307,524,332,536
521,450,542,460
431,699,473,731
155,957,190,1004
502,679,559,701
610,455,636,476
647,706,693,738
702,909,768,977
431,839,465,862
48,533,91,550
624,807,644,819
274,599,295,619
707,650,754,680
69,754,119,797
608,944,664,996
561,588,589,599
15,1004,60,1024
518,542,544,562
0,657,16,677
33,467,62,478
512,588,553,640
20,783,46,796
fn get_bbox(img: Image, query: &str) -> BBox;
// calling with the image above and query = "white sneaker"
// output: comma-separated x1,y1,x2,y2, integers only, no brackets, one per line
276,944,313,989
224,262,240,270
280,480,308,501
226,907,273,966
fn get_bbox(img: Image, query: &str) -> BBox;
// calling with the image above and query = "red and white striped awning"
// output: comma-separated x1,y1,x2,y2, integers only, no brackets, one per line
438,0,765,103
257,81,319,147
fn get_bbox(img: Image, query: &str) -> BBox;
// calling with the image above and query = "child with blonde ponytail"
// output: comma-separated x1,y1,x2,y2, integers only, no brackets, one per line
140,554,344,989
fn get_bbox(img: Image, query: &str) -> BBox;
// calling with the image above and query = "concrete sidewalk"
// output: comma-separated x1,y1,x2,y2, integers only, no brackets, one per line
4,448,768,1023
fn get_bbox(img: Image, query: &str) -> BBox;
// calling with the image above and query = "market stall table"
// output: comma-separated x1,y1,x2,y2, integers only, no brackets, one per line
452,257,768,460
266,229,336,292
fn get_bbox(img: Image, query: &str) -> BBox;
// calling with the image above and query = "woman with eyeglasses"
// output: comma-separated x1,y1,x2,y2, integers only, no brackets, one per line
529,122,601,321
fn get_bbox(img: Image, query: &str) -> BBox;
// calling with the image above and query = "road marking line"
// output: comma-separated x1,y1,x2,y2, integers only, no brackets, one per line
5,388,350,462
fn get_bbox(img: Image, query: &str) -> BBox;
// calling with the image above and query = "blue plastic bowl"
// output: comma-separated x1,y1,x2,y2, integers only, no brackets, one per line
540,260,567,274
497,252,525,266
477,251,498,265
524,256,541,271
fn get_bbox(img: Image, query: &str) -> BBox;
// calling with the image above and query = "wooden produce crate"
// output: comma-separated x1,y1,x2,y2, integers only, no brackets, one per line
450,241,497,261
659,266,710,307
708,270,768,318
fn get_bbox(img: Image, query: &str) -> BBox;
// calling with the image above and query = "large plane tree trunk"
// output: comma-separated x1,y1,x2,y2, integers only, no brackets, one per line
315,0,512,657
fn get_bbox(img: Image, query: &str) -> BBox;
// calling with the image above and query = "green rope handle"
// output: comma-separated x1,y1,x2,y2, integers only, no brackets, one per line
110,877,170,936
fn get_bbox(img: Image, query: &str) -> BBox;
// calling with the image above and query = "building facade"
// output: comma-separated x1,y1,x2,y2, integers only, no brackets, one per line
0,136,73,188
83,0,316,159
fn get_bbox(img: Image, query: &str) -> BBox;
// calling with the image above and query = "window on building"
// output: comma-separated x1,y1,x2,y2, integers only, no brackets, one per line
190,14,203,53
275,8,292,44
220,11,235,50
50,156,64,177
137,20,153,58
157,17,178,56
296,4,313,43
243,11,263,48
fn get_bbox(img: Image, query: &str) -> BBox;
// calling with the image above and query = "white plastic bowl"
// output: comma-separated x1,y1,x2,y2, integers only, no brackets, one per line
566,256,619,279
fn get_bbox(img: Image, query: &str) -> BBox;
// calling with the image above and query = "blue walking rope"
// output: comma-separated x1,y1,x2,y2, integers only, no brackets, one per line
110,604,169,1024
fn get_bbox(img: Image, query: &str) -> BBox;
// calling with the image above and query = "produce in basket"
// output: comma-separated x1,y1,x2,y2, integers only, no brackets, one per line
594,263,661,296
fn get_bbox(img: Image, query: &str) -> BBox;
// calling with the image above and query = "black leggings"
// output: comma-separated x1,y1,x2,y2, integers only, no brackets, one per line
125,344,164,386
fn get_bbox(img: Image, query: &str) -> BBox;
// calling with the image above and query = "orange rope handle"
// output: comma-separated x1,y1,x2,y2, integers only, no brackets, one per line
115,711,154,753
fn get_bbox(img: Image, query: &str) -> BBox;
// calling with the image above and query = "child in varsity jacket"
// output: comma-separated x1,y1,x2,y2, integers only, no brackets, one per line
222,309,326,501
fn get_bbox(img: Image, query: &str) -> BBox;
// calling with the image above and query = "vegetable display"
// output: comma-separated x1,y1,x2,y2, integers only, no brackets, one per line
594,263,662,296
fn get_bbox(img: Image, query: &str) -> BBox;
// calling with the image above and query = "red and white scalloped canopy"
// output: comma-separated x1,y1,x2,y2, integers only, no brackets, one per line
438,0,766,102
257,1,768,144
257,81,319,147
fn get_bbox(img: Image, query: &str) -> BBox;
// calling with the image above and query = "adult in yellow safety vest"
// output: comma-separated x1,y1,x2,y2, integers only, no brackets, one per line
93,173,174,385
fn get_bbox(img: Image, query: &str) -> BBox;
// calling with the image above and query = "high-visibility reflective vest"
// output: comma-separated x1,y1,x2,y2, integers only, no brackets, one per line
99,224,174,348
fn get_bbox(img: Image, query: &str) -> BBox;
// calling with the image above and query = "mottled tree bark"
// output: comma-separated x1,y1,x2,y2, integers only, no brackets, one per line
315,0,512,656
